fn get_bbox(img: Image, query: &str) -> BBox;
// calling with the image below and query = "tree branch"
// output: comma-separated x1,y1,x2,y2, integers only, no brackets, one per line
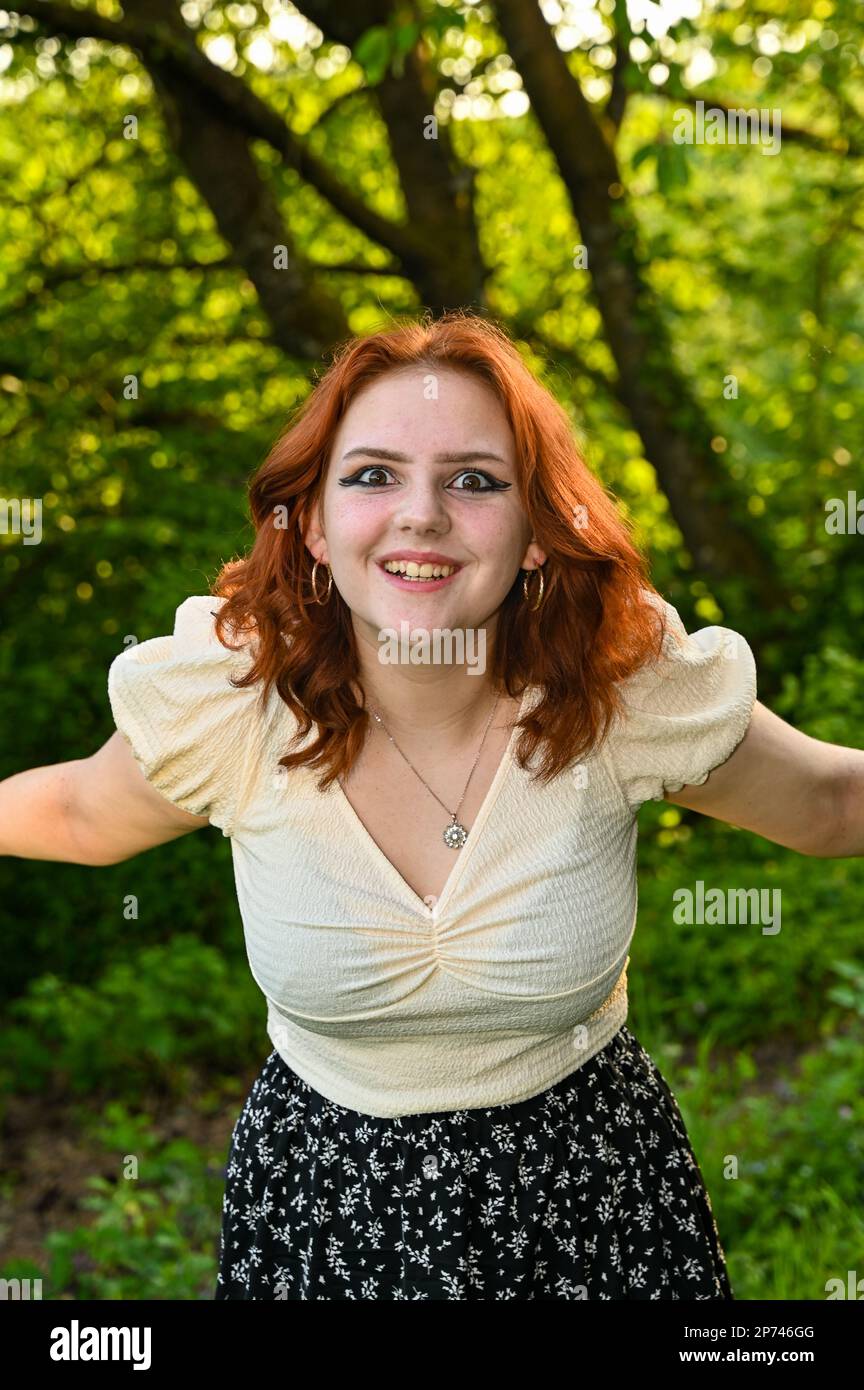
0,255,236,320
6,0,432,267
606,0,634,134
297,0,488,310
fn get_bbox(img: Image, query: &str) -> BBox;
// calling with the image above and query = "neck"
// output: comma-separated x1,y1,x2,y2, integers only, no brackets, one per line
353,627,504,744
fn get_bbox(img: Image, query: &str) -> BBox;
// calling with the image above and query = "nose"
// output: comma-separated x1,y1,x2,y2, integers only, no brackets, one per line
391,476,451,532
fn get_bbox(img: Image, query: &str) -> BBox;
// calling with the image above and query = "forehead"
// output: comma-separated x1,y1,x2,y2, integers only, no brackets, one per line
333,368,514,453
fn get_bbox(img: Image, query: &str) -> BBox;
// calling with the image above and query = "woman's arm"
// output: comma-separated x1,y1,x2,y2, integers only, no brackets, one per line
0,732,209,866
664,700,864,857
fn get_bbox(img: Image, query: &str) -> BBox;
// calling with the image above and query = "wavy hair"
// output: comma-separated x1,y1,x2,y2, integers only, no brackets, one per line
212,309,667,790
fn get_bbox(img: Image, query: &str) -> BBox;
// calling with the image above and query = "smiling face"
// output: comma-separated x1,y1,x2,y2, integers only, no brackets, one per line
304,366,546,662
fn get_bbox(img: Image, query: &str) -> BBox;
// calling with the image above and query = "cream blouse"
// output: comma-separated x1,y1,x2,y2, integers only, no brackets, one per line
107,593,757,1118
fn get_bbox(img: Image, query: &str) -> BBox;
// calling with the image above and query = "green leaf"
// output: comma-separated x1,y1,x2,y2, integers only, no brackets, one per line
656,141,690,195
353,24,393,85
631,142,659,171
391,21,421,78
423,7,468,40
392,21,421,57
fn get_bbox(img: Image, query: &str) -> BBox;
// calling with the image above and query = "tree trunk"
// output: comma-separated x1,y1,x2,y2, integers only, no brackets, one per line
299,0,487,312
491,0,787,605
122,0,349,359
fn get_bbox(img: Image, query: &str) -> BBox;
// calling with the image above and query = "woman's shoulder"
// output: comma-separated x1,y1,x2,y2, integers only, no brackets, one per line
106,594,272,835
616,589,754,694
604,591,757,809
112,593,253,665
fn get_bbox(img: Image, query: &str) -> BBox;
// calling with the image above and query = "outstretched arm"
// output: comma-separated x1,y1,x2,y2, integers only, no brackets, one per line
664,700,864,857
0,733,209,866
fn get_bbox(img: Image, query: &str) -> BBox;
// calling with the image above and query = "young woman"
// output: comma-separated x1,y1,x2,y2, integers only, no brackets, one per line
4,312,861,1301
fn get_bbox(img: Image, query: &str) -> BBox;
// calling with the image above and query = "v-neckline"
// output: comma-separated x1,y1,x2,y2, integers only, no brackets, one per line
332,686,532,922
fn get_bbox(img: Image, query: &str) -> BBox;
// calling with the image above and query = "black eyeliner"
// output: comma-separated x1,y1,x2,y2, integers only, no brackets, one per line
338,467,512,491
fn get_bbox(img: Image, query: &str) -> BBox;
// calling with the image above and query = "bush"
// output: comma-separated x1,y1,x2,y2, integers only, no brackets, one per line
0,934,267,1099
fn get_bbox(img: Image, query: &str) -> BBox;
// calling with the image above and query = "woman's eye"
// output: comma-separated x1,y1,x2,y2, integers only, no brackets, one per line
339,466,507,492
345,466,393,487
449,470,497,493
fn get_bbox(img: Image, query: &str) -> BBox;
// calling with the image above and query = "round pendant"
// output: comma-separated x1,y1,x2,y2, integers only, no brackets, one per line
443,820,468,849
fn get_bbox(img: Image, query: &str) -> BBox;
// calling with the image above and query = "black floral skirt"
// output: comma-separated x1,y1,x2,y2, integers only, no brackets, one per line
214,1024,733,1301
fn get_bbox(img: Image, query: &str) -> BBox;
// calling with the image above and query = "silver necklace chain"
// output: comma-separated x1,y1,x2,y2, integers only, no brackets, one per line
368,691,502,849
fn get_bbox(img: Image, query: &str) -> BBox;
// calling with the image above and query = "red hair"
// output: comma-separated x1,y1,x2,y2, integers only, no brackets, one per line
213,309,666,789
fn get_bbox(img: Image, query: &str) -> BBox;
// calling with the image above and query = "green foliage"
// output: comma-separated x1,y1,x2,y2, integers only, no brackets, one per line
632,140,691,195
43,1103,225,1300
630,812,864,1046
0,935,267,1098
774,645,864,747
629,809,864,1298
353,4,467,85
652,999,864,1301
0,830,247,1002
40,1178,219,1301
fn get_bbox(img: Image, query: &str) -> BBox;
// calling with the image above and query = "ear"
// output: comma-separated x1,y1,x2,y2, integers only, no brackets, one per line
302,499,327,564
519,542,547,570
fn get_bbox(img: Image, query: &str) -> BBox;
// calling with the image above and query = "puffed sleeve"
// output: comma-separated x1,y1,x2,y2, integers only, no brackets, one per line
107,595,263,836
606,595,757,810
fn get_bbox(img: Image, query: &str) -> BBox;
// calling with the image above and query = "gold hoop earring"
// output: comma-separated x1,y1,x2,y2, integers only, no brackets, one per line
310,559,333,605
522,566,545,612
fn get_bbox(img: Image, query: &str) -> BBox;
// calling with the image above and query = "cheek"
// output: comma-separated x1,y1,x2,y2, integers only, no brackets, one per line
326,494,391,549
464,506,526,561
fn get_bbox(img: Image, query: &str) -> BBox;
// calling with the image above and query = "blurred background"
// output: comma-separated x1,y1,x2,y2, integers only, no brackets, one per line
0,0,862,1300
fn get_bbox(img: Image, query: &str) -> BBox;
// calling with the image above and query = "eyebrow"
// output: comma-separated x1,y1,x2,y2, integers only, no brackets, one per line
341,446,509,465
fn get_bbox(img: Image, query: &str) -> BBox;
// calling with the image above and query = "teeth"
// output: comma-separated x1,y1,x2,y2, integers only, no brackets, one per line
382,560,457,579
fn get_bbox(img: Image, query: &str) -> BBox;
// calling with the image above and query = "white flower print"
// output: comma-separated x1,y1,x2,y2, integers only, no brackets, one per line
215,1027,733,1302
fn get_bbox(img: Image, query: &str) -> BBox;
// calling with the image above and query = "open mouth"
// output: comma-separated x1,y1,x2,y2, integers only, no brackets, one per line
377,559,463,590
